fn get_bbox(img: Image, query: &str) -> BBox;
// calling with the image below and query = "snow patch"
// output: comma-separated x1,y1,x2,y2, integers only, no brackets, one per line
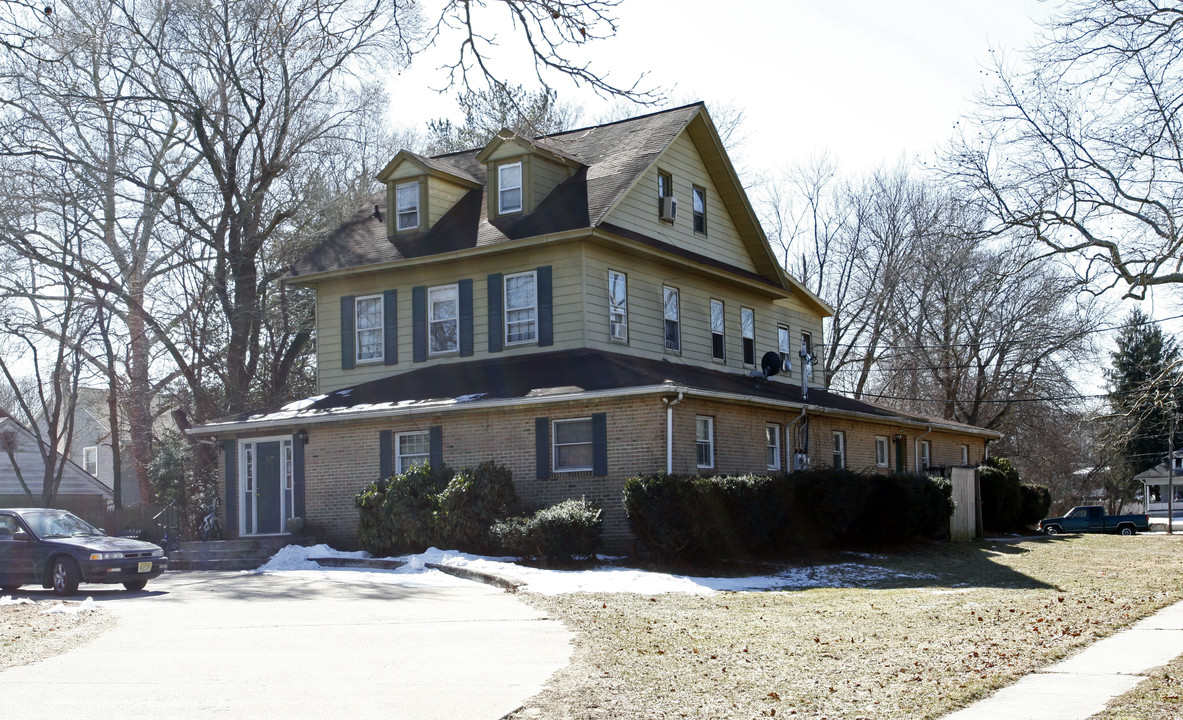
0,596,33,606
254,545,937,595
41,597,98,614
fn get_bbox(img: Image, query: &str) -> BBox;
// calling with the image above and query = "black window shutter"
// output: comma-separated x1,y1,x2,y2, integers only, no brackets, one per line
487,273,503,353
537,266,553,346
340,295,356,370
379,430,392,478
592,412,608,476
412,285,426,362
383,290,398,365
292,434,306,518
535,417,550,480
222,440,238,534
459,279,473,357
429,426,443,468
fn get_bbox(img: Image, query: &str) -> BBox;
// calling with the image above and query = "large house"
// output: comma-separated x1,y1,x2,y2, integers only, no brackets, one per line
193,103,1000,549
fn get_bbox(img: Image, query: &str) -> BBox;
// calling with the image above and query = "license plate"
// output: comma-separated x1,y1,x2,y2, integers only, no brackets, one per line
137,561,152,574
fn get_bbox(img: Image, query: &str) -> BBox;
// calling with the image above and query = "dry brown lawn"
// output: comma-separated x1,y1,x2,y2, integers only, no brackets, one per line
511,534,1183,720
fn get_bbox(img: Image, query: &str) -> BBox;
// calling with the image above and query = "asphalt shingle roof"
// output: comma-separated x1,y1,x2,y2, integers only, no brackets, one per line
290,104,703,277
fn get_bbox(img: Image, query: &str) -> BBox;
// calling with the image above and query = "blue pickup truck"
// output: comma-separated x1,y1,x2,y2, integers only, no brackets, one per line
1039,506,1150,536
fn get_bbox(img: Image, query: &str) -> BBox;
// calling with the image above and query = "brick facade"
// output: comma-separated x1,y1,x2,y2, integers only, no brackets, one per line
216,392,991,553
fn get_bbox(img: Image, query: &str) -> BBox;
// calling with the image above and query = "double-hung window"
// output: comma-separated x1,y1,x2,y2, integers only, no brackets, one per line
960,444,969,466
875,436,890,467
608,270,628,341
663,286,680,352
553,418,593,472
778,325,791,372
355,294,383,362
766,424,781,470
498,162,523,214
920,440,932,471
395,181,419,231
83,446,98,476
504,271,537,344
428,284,459,355
741,307,755,366
692,186,706,234
696,416,714,469
710,299,725,361
832,431,846,469
396,431,430,474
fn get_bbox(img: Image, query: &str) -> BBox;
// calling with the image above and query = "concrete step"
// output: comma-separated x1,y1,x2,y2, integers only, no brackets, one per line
169,535,314,571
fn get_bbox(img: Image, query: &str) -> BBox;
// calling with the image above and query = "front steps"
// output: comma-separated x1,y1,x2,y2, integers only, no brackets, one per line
168,535,315,571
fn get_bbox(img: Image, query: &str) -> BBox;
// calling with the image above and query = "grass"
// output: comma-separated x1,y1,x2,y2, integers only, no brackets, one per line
510,534,1183,720
1091,653,1183,719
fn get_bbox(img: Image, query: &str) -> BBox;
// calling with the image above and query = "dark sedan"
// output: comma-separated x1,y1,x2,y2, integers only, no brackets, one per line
0,508,167,595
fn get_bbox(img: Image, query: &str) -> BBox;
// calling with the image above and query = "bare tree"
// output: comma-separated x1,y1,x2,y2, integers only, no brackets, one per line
949,0,1183,297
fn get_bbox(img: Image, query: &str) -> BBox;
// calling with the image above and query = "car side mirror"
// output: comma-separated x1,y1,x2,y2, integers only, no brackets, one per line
12,531,30,542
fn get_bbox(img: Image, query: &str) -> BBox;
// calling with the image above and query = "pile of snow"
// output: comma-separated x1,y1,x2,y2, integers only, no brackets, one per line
0,596,34,606
41,597,98,615
255,545,935,595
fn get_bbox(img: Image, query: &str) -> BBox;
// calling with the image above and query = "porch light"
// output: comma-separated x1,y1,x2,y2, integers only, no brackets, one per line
297,428,309,445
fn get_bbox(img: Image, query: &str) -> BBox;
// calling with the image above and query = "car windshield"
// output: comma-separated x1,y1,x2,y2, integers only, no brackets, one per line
21,511,103,539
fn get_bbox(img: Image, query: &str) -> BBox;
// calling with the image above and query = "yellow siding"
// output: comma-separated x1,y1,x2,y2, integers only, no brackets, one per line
580,245,824,383
532,156,572,208
603,131,757,273
426,176,469,226
315,242,587,393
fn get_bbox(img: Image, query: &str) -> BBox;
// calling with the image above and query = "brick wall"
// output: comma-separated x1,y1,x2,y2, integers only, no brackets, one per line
216,395,992,552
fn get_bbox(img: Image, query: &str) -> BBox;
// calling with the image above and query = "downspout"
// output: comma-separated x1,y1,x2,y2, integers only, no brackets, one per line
786,407,807,470
662,392,683,474
914,425,934,474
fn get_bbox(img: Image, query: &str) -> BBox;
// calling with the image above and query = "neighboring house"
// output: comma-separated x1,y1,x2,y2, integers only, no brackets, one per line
0,410,113,515
193,103,1000,549
1136,449,1183,516
66,388,143,507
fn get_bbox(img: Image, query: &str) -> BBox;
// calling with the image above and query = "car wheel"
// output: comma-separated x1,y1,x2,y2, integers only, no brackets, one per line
50,557,80,596
123,579,148,592
0,584,20,594
1045,526,1060,536
1120,525,1135,536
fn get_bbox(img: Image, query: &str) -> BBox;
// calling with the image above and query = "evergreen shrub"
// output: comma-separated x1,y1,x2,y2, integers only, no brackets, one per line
491,498,604,563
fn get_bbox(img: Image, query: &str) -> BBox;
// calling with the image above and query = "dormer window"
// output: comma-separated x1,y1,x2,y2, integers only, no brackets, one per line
498,162,523,214
395,181,419,231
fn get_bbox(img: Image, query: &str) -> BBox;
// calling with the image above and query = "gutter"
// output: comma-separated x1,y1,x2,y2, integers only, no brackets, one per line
914,425,934,473
662,392,684,473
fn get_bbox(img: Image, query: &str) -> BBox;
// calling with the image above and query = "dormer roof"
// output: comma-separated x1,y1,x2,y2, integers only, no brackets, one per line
376,149,482,187
475,129,583,168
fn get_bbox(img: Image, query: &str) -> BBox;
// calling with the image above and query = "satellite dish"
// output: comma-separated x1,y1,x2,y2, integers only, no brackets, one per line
760,351,783,379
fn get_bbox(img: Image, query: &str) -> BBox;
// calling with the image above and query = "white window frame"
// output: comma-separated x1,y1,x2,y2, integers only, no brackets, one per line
428,284,459,355
801,331,813,357
504,270,538,345
396,430,431,474
553,418,594,472
875,436,889,468
395,181,419,231
696,416,714,469
498,162,523,214
920,440,932,471
741,307,755,366
961,444,969,466
82,446,98,476
663,285,681,353
778,324,792,373
692,185,706,234
832,431,846,469
355,294,384,363
766,424,781,470
710,299,725,361
608,270,628,342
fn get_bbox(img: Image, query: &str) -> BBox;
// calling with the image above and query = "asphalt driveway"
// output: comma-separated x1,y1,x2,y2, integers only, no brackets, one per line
0,570,572,719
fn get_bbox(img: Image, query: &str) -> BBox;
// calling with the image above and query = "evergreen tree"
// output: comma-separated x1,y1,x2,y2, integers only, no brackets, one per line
1106,309,1182,475
425,85,581,154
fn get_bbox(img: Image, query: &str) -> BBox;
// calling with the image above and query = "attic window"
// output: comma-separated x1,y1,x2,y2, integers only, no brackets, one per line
692,186,706,234
83,446,98,476
396,181,419,231
498,162,523,214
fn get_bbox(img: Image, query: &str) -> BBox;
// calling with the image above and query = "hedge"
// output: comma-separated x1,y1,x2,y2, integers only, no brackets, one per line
623,469,953,563
979,456,1051,531
490,498,604,564
355,461,518,555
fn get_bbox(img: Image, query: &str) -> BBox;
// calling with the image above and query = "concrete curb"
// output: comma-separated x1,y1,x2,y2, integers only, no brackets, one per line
309,556,524,591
